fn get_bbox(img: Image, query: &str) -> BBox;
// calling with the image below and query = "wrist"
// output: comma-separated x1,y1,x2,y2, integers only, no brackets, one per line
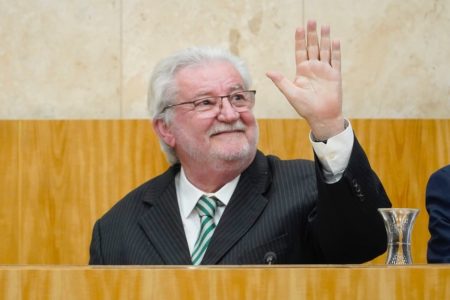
310,117,346,142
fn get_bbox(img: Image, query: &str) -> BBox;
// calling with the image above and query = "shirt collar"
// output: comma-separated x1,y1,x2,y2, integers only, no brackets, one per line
177,167,240,218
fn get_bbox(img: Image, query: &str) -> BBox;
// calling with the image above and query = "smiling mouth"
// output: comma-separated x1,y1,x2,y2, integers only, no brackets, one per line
210,130,245,137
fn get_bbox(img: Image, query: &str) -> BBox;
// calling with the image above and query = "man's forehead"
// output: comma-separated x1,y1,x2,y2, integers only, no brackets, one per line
175,62,245,96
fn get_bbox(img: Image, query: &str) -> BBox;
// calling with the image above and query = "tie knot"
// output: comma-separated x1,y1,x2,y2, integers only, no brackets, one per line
196,195,218,218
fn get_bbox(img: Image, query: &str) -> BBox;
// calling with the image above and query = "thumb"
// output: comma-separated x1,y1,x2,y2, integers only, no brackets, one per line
266,71,297,101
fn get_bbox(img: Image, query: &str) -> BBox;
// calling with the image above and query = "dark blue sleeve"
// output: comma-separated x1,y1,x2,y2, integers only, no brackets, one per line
426,165,450,263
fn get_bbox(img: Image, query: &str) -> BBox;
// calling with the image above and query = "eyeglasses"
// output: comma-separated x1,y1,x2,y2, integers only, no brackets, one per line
160,90,256,115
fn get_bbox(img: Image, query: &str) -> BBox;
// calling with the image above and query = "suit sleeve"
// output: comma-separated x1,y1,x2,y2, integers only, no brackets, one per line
426,165,450,263
312,136,391,263
89,220,104,265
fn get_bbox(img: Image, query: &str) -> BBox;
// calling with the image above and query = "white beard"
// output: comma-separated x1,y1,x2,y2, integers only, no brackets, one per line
177,120,259,165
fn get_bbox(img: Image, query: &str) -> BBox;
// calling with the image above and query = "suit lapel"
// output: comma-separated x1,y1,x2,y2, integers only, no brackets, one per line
138,166,192,265
201,151,271,264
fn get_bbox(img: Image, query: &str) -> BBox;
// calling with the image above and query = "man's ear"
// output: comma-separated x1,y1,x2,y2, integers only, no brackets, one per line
153,119,176,147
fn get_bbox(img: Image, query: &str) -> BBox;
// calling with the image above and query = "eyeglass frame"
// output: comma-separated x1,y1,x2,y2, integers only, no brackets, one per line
159,90,256,115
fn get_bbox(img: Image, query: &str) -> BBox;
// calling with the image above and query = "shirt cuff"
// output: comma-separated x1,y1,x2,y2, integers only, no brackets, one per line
309,119,354,183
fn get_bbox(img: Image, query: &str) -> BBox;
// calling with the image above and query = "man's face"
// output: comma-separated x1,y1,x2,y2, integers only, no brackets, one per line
157,61,258,167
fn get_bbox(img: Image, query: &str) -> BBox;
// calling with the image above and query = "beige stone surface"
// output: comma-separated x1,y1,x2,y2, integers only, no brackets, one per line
0,1,121,118
1,0,449,118
122,0,302,118
304,0,450,118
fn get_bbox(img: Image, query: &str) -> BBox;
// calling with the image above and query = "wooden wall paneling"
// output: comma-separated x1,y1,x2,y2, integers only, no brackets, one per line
17,120,169,264
19,121,124,264
0,121,19,264
407,119,449,264
0,119,448,265
257,119,314,160
21,121,83,263
0,268,20,300
352,119,450,264
116,120,169,198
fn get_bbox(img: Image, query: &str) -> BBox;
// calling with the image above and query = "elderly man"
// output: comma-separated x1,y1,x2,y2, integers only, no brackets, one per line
89,20,391,265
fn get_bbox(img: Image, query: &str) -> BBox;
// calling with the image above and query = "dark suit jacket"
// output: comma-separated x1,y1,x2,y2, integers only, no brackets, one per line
426,165,450,263
89,137,391,265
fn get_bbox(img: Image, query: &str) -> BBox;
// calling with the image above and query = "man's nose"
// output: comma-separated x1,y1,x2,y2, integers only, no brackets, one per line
217,97,240,122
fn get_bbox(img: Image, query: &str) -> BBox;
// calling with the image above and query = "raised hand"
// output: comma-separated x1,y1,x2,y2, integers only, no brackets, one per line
266,20,344,141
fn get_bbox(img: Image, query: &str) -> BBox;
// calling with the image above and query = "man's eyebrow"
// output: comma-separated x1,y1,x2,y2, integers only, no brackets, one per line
229,85,244,92
191,90,213,99
192,85,245,99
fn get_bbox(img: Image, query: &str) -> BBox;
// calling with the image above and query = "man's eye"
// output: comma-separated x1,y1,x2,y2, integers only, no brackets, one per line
194,99,215,107
230,93,245,101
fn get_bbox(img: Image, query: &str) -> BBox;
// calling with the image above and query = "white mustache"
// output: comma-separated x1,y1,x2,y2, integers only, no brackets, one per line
208,121,247,136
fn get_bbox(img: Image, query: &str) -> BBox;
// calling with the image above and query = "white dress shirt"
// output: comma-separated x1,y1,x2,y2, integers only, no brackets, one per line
310,120,354,183
175,168,240,253
176,120,354,254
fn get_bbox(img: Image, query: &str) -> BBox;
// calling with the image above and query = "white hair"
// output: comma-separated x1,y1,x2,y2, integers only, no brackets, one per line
148,47,252,164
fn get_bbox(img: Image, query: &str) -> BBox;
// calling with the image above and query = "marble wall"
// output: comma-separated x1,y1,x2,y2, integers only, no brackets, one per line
1,0,449,119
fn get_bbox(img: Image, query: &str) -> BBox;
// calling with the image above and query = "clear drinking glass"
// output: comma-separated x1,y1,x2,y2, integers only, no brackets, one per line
378,208,419,264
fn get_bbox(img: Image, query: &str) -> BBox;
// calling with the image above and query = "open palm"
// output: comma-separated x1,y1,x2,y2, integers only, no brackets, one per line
267,21,344,141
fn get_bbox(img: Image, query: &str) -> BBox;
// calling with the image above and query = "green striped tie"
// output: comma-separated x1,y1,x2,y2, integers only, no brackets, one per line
192,195,218,265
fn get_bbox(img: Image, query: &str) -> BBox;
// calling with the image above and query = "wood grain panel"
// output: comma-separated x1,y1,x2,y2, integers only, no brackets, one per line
20,121,115,264
351,119,450,264
0,119,448,265
0,268,20,300
0,121,19,264
1,266,449,299
257,119,314,160
18,120,168,264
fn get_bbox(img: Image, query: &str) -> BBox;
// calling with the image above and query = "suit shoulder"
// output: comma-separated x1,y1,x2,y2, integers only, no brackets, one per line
429,165,450,184
97,165,178,223
261,154,317,192
426,164,450,209
266,154,316,176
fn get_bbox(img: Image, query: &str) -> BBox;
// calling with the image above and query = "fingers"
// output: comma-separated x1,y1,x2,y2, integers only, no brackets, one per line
295,27,307,68
319,25,331,64
266,71,296,102
331,40,341,71
306,20,319,60
296,20,339,69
